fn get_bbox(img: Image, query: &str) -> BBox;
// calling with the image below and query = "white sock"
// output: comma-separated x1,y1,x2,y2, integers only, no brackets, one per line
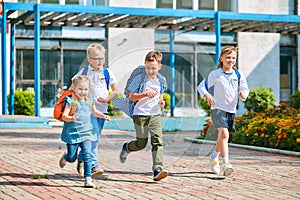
222,157,229,164
211,150,220,160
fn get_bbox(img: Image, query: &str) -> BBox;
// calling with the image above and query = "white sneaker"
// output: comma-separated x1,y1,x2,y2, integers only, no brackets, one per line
84,177,96,188
223,163,234,176
59,152,67,168
209,156,220,174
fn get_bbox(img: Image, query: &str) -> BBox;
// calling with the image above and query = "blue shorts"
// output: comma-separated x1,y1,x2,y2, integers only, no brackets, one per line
211,109,236,132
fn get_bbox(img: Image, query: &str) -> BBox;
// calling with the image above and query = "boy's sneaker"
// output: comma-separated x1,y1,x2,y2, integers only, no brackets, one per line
223,163,233,176
153,167,168,181
76,158,84,176
91,166,104,178
59,152,67,168
209,156,220,174
84,177,95,188
119,141,130,163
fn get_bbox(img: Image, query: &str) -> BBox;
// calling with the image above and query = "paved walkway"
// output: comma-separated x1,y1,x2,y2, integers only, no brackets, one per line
0,127,299,200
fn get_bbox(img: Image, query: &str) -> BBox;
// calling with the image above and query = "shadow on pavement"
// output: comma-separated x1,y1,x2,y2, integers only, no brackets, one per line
169,171,226,180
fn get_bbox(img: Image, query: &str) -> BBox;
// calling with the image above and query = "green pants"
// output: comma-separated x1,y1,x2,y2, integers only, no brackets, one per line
127,115,164,171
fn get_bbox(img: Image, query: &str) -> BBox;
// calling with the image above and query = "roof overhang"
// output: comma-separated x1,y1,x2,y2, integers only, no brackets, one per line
2,2,300,34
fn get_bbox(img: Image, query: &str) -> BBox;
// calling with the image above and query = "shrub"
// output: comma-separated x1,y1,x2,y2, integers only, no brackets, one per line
163,93,170,111
198,103,300,152
7,90,42,116
161,93,171,116
232,103,300,152
290,90,300,109
199,96,211,116
245,87,276,112
108,93,124,117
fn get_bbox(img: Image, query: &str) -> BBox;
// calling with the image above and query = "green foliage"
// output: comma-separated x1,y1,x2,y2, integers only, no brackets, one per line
199,96,211,116
7,90,41,116
108,93,124,117
245,87,276,112
290,90,300,109
162,93,171,117
163,93,170,110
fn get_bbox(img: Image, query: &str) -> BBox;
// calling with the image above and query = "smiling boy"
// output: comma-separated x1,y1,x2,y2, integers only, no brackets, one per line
118,50,168,181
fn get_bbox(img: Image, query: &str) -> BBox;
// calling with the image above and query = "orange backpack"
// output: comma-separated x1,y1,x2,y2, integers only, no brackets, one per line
53,90,79,122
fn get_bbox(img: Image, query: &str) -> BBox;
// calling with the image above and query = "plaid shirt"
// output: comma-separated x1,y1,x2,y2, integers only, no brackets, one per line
112,65,167,118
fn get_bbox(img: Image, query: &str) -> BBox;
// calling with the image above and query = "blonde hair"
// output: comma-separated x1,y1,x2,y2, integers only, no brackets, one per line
72,75,91,87
145,50,162,64
218,46,238,68
87,43,105,56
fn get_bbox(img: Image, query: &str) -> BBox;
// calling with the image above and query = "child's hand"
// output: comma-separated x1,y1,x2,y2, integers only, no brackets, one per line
204,93,216,106
239,92,246,101
97,97,108,103
159,99,165,108
144,91,157,98
72,114,80,121
104,115,111,121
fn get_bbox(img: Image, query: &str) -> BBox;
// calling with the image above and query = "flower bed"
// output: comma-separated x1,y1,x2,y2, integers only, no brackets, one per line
198,103,300,152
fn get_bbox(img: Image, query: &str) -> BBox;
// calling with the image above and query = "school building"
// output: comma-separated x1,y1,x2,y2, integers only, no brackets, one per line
1,0,300,116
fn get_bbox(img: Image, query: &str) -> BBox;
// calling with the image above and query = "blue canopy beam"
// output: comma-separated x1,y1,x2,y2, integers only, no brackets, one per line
169,30,175,117
1,3,7,115
34,4,41,116
214,11,221,65
9,24,15,115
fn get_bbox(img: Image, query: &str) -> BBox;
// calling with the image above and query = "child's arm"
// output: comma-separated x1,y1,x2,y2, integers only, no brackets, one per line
62,103,79,122
238,71,250,101
91,104,110,121
129,91,157,101
197,77,216,106
97,83,118,103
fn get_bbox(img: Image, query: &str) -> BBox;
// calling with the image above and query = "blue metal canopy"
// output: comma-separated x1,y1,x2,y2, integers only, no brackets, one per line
2,2,300,116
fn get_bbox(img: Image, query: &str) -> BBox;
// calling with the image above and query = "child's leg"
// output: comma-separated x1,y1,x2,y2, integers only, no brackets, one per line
149,115,164,171
78,116,104,165
149,115,168,181
65,143,80,162
127,116,149,151
60,143,79,168
215,127,230,161
80,140,93,178
80,140,95,188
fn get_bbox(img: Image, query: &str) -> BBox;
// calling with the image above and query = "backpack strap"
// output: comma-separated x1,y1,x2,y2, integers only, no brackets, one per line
234,68,241,109
81,66,110,90
103,67,110,90
82,67,89,76
86,97,94,108
234,68,241,88
69,92,78,116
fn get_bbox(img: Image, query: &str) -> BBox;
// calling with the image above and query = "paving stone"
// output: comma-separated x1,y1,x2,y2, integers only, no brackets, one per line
0,127,299,200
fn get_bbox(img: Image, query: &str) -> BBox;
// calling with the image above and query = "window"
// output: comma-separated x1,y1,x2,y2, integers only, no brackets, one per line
156,0,173,8
177,0,193,9
157,0,234,11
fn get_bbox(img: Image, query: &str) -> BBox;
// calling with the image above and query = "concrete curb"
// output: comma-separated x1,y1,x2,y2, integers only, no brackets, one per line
184,137,300,157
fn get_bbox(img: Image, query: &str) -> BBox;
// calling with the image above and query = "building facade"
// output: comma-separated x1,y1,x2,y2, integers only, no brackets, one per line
1,0,299,115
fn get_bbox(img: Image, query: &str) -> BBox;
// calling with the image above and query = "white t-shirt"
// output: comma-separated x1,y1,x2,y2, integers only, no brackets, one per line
197,68,249,113
72,65,117,113
133,78,161,116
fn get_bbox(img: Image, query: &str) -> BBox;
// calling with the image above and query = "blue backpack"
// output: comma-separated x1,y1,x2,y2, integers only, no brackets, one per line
81,66,110,90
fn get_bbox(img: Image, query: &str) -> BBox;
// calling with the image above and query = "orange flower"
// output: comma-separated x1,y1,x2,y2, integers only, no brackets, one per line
292,129,296,133
296,138,300,143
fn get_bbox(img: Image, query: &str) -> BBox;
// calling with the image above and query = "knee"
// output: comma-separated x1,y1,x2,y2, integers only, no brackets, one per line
218,130,229,141
135,139,148,150
65,155,76,163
